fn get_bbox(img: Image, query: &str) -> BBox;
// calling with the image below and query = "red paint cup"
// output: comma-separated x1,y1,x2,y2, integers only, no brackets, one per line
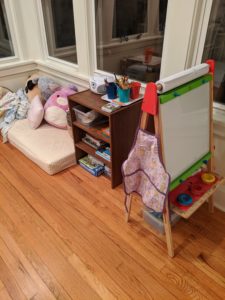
130,82,141,99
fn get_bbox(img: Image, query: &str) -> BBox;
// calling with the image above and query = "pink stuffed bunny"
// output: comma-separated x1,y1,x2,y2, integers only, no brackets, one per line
44,87,77,129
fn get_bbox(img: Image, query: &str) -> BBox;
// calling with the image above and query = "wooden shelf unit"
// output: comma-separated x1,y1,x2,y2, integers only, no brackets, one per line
68,89,142,188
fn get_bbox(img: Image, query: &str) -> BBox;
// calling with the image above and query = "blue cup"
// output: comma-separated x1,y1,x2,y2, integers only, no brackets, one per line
106,82,117,99
117,87,130,103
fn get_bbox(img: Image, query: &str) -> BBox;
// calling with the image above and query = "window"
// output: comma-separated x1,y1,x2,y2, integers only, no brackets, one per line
41,0,77,64
95,0,168,83
0,0,14,58
202,0,225,104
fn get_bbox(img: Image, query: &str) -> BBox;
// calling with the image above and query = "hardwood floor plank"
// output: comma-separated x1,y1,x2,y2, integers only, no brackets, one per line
0,280,3,291
0,210,71,300
68,253,117,300
0,221,64,300
161,264,208,300
0,287,13,300
0,236,38,299
168,238,225,298
0,256,26,300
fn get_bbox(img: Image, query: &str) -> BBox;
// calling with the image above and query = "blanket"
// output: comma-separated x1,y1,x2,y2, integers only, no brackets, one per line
0,89,29,142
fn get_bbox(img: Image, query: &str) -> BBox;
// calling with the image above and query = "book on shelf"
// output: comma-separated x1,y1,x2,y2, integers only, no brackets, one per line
101,102,120,113
79,155,104,176
104,166,111,177
82,134,106,149
100,126,110,138
96,146,111,161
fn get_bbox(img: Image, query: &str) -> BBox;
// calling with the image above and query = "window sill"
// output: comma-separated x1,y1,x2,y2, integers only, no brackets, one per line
97,35,163,50
0,59,38,76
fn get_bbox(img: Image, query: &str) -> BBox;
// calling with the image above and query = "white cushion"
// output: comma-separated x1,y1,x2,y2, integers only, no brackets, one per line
8,119,75,175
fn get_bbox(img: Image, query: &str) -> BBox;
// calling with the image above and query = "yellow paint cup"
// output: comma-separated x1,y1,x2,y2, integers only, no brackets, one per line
201,173,216,184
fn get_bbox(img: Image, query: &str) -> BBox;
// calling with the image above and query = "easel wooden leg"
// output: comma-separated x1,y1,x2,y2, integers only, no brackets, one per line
163,202,174,257
208,196,214,213
125,195,132,222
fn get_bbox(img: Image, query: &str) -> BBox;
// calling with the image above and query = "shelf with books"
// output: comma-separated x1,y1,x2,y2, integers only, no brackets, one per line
68,89,142,188
73,121,110,144
76,141,111,168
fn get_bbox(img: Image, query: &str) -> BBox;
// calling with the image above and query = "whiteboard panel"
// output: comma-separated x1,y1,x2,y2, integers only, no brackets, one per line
160,82,210,181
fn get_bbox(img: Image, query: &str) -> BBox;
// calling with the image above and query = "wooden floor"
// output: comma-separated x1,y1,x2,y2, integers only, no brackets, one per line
0,142,225,300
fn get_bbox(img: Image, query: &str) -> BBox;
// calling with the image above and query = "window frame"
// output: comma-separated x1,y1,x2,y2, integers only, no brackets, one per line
40,0,77,63
195,0,225,110
95,0,163,47
0,0,20,64
36,0,95,81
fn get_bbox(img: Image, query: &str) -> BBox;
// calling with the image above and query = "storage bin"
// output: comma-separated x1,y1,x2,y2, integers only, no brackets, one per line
73,105,99,126
143,209,180,235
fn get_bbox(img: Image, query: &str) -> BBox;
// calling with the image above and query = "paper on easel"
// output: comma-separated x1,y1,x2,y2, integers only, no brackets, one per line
156,63,209,93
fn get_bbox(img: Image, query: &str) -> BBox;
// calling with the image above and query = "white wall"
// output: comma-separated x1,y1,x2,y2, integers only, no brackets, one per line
0,61,38,90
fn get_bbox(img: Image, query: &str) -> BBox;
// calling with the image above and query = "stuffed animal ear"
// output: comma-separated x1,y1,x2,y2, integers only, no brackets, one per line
25,78,39,93
67,83,78,93
59,87,76,96
26,80,35,92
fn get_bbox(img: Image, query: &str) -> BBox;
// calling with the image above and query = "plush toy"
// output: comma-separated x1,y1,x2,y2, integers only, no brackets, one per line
44,87,77,129
25,74,60,103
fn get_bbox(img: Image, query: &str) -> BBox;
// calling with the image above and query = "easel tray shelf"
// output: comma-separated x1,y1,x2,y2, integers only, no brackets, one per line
170,173,225,219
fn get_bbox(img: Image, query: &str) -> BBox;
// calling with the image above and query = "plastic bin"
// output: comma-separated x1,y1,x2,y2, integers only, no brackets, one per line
73,105,99,126
143,209,180,235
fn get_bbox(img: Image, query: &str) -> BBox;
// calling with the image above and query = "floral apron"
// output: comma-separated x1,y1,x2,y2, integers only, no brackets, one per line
122,129,170,213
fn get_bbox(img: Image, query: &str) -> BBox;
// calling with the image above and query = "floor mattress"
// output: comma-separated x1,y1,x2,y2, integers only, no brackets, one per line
8,119,75,175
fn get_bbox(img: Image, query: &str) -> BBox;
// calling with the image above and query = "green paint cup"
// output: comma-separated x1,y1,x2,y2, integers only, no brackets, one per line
117,87,130,103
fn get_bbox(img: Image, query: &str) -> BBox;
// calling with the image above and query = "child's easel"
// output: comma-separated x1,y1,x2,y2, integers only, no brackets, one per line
125,61,225,257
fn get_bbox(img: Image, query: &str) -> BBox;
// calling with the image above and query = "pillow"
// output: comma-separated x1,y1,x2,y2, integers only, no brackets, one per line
44,88,75,129
27,95,44,129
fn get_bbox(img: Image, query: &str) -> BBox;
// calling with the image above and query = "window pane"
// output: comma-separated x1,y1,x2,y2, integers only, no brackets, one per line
0,0,14,58
202,0,225,104
95,0,168,83
112,0,148,38
41,0,77,64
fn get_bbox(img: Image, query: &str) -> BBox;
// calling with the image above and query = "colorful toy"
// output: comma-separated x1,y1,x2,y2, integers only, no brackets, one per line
25,74,60,103
177,193,193,206
201,172,216,184
44,87,77,129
